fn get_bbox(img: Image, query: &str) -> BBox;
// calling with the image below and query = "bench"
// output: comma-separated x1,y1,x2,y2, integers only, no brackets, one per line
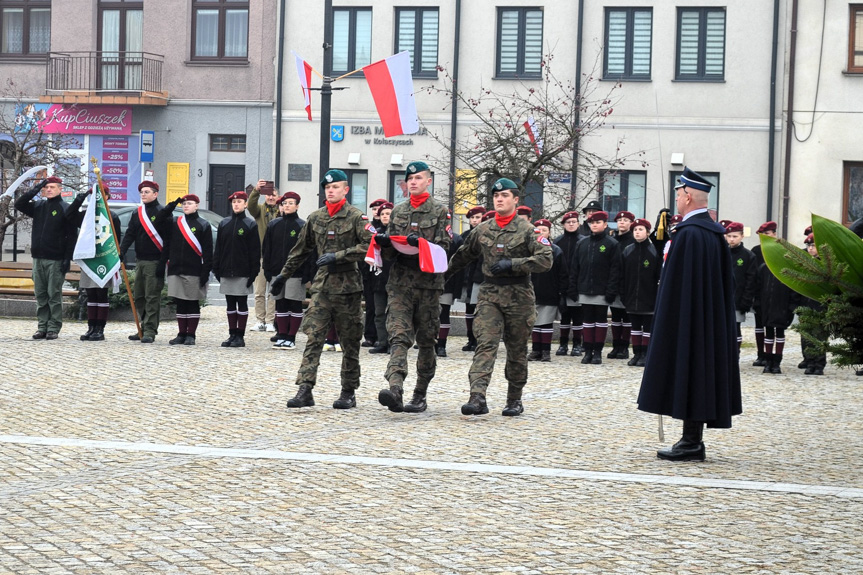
0,261,82,297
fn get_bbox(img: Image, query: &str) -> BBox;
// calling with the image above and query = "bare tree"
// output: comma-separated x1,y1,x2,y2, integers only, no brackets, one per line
421,53,646,221
0,80,87,260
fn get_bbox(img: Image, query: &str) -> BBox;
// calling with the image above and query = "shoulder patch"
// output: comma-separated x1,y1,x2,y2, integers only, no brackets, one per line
538,236,550,246
361,214,368,220
364,222,376,234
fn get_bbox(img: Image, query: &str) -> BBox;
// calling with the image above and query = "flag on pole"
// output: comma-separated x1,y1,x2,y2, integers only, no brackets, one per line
293,51,313,121
524,116,543,156
73,183,121,288
1,165,48,199
365,235,447,274
363,51,419,137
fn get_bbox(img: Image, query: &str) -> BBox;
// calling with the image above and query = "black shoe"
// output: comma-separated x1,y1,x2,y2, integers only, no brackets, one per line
555,344,569,356
798,360,808,369
361,339,375,348
184,335,196,346
770,355,783,374
404,392,427,413
752,354,767,367
369,342,389,354
808,367,824,376
89,328,105,341
462,341,477,352
169,334,186,345
45,331,58,340
229,335,245,348
580,347,594,364
762,353,774,374
461,392,488,415
540,350,551,362
128,333,140,341
591,346,603,364
140,336,155,344
378,386,404,412
570,344,583,357
657,440,706,461
607,343,621,359
617,345,630,359
80,326,95,341
287,384,315,408
501,399,524,416
527,350,542,361
333,389,356,409
221,333,236,347
636,351,647,367
627,353,640,367
270,333,281,342
435,345,447,358
32,331,47,340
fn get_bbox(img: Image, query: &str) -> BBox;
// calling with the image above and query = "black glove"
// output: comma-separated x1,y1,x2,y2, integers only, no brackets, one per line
316,253,337,267
605,294,616,304
200,273,209,288
60,259,70,275
406,233,420,247
246,276,255,288
75,191,89,202
31,179,48,194
168,197,182,210
490,258,512,276
374,233,391,247
156,262,166,280
270,275,287,295
119,249,126,263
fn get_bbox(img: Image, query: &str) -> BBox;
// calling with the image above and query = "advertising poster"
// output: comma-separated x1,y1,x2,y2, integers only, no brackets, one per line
90,135,141,202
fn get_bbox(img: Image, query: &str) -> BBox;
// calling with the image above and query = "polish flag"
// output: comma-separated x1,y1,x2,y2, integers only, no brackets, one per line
365,235,448,274
524,116,543,156
293,51,313,121
363,51,419,137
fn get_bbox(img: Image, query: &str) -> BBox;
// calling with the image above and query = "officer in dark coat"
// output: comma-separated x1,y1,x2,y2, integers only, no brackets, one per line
637,167,742,462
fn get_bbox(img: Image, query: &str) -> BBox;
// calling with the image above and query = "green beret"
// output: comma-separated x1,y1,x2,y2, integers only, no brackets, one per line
405,161,430,178
320,169,348,187
491,178,519,192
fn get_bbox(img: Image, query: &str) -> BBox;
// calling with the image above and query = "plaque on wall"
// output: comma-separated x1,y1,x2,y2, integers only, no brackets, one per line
288,163,312,182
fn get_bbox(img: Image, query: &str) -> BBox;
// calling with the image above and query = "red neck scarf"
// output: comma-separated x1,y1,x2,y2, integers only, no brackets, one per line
495,211,516,228
326,198,347,217
409,192,430,208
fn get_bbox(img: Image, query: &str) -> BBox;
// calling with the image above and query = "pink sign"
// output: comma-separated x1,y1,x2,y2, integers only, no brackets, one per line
38,105,132,135
102,150,128,162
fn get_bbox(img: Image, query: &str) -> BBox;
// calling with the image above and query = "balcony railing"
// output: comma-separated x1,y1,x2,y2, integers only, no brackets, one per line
45,51,163,94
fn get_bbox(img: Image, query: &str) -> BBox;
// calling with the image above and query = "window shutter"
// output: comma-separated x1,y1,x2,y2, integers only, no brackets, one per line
397,10,416,67
420,10,438,73
498,10,519,74
631,10,651,76
523,10,543,74
678,10,700,76
704,10,725,77
605,10,627,76
332,10,350,72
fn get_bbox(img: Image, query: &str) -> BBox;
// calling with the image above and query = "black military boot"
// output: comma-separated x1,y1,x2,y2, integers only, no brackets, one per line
636,346,648,367
332,388,356,409
607,341,621,359
527,346,542,361
287,384,315,408
378,385,404,412
555,343,569,356
89,325,105,341
752,351,767,367
462,338,477,352
771,354,783,374
169,333,187,345
502,386,523,416
570,342,583,357
461,392,488,415
369,341,389,354
797,359,808,369
80,322,95,341
403,388,427,413
435,344,447,358
657,420,705,461
762,353,774,374
618,343,630,359
230,331,246,348
627,346,641,366
221,330,236,347
580,343,594,364
540,347,551,362
591,343,603,364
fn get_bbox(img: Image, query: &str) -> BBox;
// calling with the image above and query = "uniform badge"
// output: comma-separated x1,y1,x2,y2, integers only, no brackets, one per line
409,165,416,173
327,230,335,239
446,225,453,239
599,245,606,252
643,259,650,268
446,212,452,219
533,227,541,234
737,258,744,266
361,214,368,220
51,210,57,216
538,236,550,246
238,228,244,236
290,230,297,237
191,227,197,232
364,223,376,234
496,243,505,254
325,174,333,183
150,215,156,221
494,182,502,190
411,222,418,230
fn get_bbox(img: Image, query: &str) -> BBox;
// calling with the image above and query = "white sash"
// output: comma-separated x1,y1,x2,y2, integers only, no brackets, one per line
178,215,203,262
138,205,163,250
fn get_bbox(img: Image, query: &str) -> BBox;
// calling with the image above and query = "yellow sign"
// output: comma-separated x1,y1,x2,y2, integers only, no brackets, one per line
166,163,190,202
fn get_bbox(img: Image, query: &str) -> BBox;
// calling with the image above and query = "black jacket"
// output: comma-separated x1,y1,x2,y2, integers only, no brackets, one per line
15,187,73,260
462,226,485,285
621,240,660,314
262,212,311,281
613,229,635,251
213,212,260,280
729,244,758,313
553,229,584,262
442,230,464,296
755,262,799,329
119,200,170,262
567,232,622,301
161,211,214,279
372,223,394,294
532,242,568,306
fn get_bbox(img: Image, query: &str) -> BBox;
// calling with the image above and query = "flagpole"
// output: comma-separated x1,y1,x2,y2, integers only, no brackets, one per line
90,157,142,339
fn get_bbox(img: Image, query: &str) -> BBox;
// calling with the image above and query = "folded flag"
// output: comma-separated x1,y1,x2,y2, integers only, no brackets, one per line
293,51,313,121
363,51,419,137
365,235,448,274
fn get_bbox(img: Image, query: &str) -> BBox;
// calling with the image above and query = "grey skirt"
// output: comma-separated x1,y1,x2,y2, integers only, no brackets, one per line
219,276,253,296
535,304,559,325
79,271,99,290
578,294,608,306
272,277,305,301
736,310,746,323
167,274,207,300
565,296,580,307
439,292,454,306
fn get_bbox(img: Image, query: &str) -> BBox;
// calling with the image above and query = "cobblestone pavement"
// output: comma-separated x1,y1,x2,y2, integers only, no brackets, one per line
1,306,862,574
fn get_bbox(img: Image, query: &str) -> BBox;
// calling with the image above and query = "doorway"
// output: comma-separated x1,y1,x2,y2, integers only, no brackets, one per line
209,164,246,216
98,2,144,90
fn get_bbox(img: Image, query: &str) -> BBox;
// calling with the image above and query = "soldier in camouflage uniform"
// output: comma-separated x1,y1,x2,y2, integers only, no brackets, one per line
376,161,452,413
447,178,553,416
270,169,374,410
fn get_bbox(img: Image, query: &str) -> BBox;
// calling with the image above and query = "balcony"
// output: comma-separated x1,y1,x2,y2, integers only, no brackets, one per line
40,51,168,106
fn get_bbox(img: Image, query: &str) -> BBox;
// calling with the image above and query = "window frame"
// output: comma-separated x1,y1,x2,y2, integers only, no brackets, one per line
331,6,372,76
598,170,647,227
668,170,720,215
675,6,726,82
190,0,250,63
495,7,544,79
849,5,863,73
0,0,51,57
394,6,439,78
210,134,247,152
389,169,435,206
842,161,863,226
603,7,652,81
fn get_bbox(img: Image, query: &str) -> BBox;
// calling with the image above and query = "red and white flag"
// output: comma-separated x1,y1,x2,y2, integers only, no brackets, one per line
365,235,448,274
293,51,313,121
524,116,543,156
363,51,419,137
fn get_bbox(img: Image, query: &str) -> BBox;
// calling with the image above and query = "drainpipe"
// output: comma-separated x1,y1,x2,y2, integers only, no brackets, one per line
447,0,461,214
569,0,585,209
766,0,779,223
274,0,286,189
780,0,799,239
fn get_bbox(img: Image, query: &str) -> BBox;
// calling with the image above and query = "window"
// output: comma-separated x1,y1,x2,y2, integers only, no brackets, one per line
395,7,438,77
676,7,725,81
192,0,249,61
332,7,372,74
496,7,543,78
669,170,720,214
341,169,368,209
0,0,50,56
599,171,647,226
98,2,143,90
604,8,652,80
849,5,863,73
210,134,246,152
389,169,435,206
843,162,863,225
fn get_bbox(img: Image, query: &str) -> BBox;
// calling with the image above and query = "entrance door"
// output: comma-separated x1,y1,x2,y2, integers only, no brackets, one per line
99,2,143,90
209,165,246,216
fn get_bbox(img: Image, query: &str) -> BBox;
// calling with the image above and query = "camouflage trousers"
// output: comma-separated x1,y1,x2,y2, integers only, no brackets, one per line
385,284,442,391
296,291,363,390
470,283,536,397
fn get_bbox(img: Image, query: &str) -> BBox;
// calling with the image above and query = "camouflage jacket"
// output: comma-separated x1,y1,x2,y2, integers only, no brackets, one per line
279,203,373,294
383,197,452,290
448,216,553,281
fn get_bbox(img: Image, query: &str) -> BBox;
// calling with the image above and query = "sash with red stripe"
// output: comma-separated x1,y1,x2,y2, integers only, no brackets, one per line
138,205,163,251
178,215,203,262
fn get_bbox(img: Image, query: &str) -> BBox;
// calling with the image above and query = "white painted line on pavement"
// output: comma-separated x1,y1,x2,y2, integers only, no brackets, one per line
2,434,861,499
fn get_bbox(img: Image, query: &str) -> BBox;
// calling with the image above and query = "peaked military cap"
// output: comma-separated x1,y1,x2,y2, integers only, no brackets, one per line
676,166,714,192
